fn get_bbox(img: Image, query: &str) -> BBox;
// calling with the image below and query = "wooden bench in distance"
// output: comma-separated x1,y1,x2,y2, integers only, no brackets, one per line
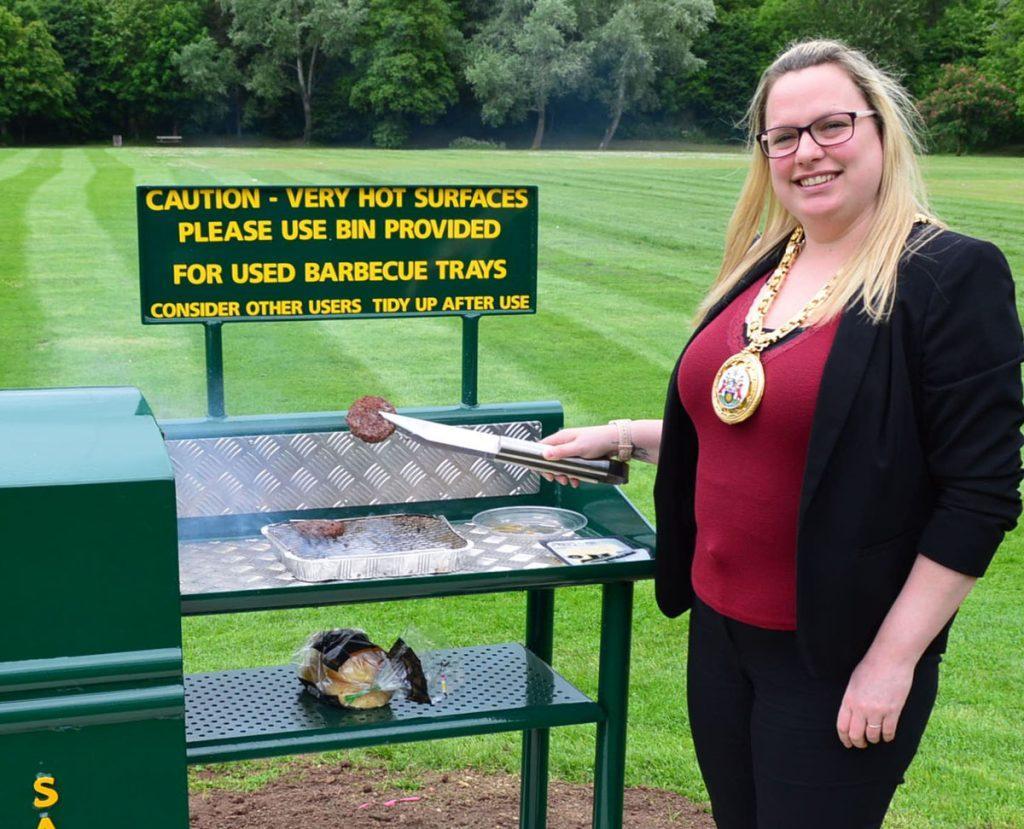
156,135,182,145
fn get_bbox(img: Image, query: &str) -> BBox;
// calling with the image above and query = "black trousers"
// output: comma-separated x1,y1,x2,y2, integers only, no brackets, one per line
687,596,940,829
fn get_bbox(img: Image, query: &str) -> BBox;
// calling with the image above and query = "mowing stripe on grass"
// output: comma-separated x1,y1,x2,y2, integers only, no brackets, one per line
21,150,156,385
79,148,211,414
543,242,717,303
0,148,37,180
84,148,142,264
0,150,64,386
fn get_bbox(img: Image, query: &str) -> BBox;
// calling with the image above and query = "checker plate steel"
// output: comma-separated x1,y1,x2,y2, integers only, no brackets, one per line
168,421,542,518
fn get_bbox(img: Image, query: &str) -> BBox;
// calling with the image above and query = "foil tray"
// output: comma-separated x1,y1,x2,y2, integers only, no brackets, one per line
261,514,469,582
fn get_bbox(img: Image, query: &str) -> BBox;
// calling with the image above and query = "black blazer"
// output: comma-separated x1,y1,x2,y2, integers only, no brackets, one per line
654,228,1024,678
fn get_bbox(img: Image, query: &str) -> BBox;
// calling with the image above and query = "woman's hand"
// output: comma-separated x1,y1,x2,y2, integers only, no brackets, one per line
836,654,915,748
836,556,976,750
538,425,618,488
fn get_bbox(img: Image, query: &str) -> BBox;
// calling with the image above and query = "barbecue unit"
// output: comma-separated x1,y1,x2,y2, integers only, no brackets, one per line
1,385,654,828
0,184,656,828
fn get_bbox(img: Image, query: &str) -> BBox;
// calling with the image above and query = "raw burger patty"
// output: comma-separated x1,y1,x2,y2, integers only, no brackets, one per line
346,396,397,443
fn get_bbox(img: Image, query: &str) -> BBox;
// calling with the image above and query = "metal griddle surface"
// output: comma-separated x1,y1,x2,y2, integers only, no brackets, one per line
179,521,578,595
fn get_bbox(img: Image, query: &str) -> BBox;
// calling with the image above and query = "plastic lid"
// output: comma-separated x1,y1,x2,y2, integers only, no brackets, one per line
471,507,587,539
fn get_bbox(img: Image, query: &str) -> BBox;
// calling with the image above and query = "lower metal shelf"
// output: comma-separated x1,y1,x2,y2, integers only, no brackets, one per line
184,644,603,764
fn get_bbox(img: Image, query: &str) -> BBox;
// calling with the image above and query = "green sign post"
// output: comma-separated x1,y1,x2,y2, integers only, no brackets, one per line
136,184,538,416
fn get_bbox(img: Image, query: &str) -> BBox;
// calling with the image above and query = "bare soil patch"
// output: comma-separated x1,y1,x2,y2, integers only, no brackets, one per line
189,760,714,828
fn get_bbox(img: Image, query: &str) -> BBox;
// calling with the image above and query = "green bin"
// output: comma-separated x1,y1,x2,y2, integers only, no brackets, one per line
0,387,188,829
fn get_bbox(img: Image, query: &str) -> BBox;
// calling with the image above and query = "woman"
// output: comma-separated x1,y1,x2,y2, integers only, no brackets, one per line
541,39,1024,828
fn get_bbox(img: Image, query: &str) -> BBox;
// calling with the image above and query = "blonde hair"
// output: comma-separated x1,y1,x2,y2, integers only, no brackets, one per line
692,39,942,328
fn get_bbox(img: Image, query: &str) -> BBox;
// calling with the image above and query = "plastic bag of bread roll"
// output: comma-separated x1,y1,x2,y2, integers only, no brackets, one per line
296,628,430,709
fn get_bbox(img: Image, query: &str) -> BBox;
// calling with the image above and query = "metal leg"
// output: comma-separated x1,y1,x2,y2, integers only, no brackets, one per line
461,313,481,407
593,581,634,829
203,322,225,418
520,588,554,829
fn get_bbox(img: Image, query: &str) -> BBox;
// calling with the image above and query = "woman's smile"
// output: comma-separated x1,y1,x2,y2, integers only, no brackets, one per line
794,171,841,189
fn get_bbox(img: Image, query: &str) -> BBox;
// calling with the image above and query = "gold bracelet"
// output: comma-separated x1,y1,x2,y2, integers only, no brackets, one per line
608,419,633,462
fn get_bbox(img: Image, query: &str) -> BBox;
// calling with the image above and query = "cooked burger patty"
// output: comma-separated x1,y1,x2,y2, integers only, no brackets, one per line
346,395,397,443
293,519,347,541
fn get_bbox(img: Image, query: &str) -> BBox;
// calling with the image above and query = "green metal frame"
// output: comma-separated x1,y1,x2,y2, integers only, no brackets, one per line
178,576,644,829
521,589,555,828
201,313,485,417
172,315,654,829
165,407,652,828
203,322,225,417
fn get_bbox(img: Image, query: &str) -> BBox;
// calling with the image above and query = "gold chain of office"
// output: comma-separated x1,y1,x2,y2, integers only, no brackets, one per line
710,226,817,423
709,215,932,424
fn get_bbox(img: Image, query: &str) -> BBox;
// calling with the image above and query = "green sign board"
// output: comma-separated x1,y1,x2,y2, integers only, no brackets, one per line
136,185,538,324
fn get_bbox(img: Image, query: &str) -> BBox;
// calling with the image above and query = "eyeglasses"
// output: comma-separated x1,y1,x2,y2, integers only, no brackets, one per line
757,110,876,158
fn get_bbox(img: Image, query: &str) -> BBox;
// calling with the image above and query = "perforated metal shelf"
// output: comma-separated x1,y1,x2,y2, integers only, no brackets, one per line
184,644,602,763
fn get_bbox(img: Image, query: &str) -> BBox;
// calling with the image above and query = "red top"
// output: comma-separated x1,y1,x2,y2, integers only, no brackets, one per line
677,275,842,630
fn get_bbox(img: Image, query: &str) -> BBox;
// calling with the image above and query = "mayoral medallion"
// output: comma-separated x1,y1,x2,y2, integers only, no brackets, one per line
711,350,765,424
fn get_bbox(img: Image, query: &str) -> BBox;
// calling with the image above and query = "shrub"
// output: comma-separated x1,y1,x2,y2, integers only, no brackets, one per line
918,64,1018,154
448,136,506,150
371,120,409,149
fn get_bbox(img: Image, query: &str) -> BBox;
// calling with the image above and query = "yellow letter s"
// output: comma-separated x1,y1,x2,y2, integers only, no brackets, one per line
33,776,59,808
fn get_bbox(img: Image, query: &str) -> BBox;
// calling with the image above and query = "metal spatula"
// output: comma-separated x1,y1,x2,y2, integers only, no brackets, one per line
379,412,628,486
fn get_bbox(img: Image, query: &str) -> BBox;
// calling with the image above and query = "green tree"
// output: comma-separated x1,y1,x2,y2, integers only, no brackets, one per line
756,0,940,90
32,0,109,137
92,0,207,136
222,0,366,144
662,0,770,139
0,6,72,139
911,0,998,92
585,0,714,149
466,0,590,149
350,0,462,147
175,34,246,135
981,0,1024,117
919,62,1018,152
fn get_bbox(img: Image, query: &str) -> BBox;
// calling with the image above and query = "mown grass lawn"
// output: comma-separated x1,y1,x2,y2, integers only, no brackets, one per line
1,146,1021,828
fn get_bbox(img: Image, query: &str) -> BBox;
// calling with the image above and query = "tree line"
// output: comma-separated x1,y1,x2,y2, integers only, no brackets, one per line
1,0,1021,153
